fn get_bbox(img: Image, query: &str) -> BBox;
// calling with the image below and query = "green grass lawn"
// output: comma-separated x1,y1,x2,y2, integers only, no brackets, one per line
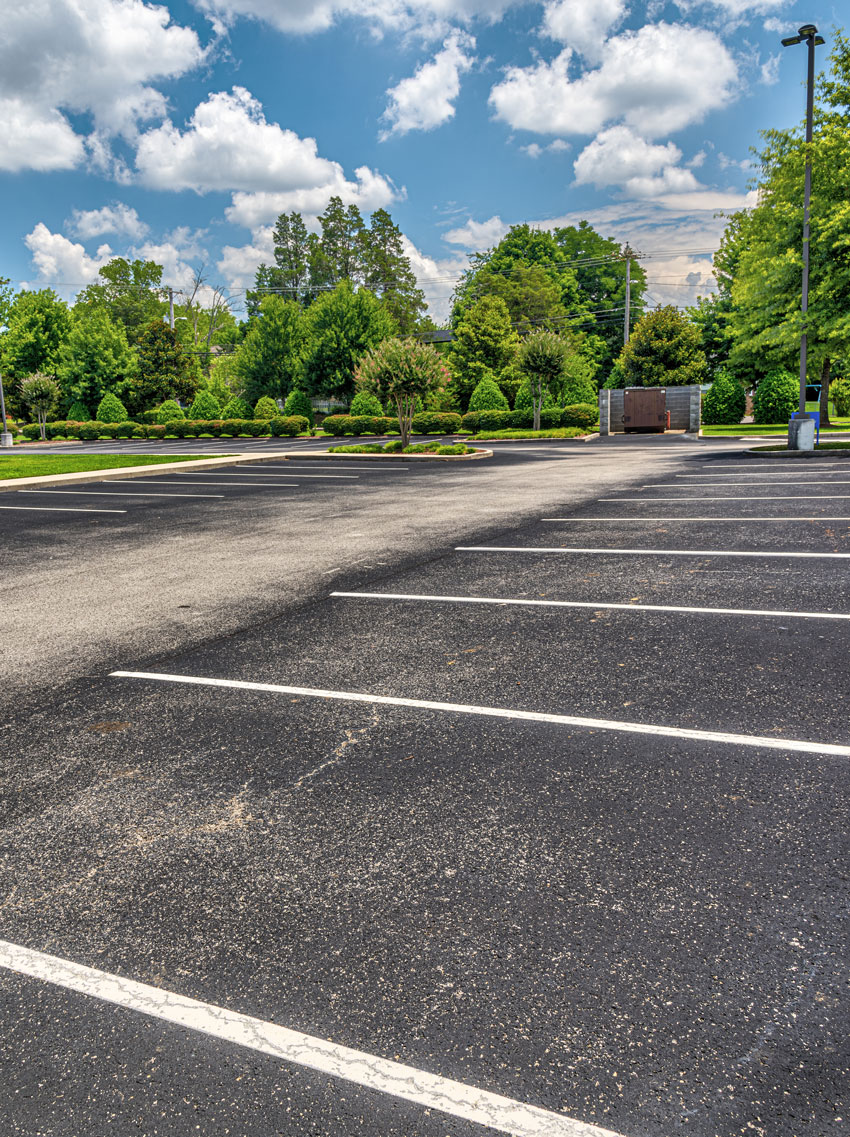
0,454,220,480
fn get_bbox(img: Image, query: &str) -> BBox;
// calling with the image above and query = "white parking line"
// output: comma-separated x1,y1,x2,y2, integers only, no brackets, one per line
331,589,850,621
0,504,127,514
602,496,850,501
111,670,850,757
541,516,850,522
244,464,409,472
18,489,225,499
108,479,300,488
676,474,850,480
214,471,359,479
646,482,850,487
456,545,850,560
0,940,619,1137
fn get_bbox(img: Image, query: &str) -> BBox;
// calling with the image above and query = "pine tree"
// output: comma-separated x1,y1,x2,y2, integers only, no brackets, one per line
363,209,426,333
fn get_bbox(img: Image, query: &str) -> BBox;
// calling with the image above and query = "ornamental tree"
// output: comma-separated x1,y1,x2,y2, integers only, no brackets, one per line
620,305,708,387
518,330,568,430
355,338,448,447
20,372,60,439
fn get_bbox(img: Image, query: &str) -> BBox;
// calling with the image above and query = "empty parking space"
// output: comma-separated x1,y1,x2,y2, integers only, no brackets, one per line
3,440,847,1137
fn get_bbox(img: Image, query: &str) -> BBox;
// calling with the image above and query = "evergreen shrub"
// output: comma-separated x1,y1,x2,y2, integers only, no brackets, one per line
468,376,510,412
269,415,309,437
116,421,137,438
221,396,252,420
66,401,90,422
283,387,314,425
165,420,190,437
411,412,462,434
349,390,384,417
830,378,850,417
78,422,101,440
701,372,746,425
476,410,514,431
253,396,279,419
189,391,222,419
561,403,599,430
156,399,185,424
753,368,798,423
96,392,128,422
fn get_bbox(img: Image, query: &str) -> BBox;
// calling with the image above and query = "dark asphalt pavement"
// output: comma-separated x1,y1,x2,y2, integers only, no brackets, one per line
1,437,847,1137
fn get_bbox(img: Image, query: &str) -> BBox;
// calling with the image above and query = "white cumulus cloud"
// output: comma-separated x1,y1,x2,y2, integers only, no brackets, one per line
573,126,701,197
191,0,513,37
541,0,626,62
68,203,149,241
381,31,476,139
23,223,115,294
0,0,205,173
489,22,738,139
442,215,509,248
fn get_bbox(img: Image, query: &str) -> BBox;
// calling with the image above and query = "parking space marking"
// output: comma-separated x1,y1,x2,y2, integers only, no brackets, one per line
108,479,300,488
676,474,850,481
603,496,850,501
646,482,850,488
0,504,128,513
206,471,360,480
258,464,410,472
111,670,850,756
330,589,850,622
18,489,226,499
541,516,850,522
457,545,850,560
0,939,625,1137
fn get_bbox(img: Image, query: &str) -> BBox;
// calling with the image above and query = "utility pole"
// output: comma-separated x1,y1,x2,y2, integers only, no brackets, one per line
0,371,12,448
168,288,175,331
781,23,825,428
624,254,632,346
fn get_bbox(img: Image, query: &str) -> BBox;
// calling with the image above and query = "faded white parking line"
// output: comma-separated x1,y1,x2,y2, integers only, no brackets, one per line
456,545,850,560
112,670,850,757
0,939,624,1137
214,471,359,479
108,479,300,488
647,481,850,487
541,516,850,522
331,589,850,622
244,464,407,472
19,489,225,499
0,504,127,514
676,474,850,480
602,496,850,502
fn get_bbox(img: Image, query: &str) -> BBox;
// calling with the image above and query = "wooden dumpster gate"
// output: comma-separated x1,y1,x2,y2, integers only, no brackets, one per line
623,387,667,433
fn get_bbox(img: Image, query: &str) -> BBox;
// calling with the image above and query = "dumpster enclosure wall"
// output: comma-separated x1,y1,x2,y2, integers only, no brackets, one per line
598,386,701,435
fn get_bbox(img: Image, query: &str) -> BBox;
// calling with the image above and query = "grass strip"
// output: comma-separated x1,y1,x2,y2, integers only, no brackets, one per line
471,427,588,441
754,441,850,452
0,454,223,481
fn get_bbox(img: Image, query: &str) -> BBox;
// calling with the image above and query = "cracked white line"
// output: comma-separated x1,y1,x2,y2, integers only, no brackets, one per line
0,940,624,1137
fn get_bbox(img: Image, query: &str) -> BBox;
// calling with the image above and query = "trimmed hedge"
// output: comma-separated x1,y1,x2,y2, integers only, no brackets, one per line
410,412,462,434
269,415,310,437
66,400,90,422
560,403,599,430
321,414,397,436
283,387,314,425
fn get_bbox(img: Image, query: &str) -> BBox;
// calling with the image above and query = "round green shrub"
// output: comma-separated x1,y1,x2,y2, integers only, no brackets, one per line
514,379,557,411
468,376,510,412
269,415,309,437
321,415,350,436
411,412,462,434
253,396,279,420
66,400,90,422
753,368,798,424
189,390,222,419
78,422,101,440
222,396,252,419
283,387,314,425
702,371,746,425
164,420,189,438
116,421,136,438
96,392,128,422
560,403,599,431
349,390,384,417
831,378,850,417
155,399,185,424
477,410,514,431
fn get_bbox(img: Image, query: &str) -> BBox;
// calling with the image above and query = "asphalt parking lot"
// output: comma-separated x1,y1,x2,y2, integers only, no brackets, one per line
1,438,847,1137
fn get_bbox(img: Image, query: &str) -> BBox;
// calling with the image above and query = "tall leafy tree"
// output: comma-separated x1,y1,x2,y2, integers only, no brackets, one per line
0,289,71,414
448,295,519,408
75,258,166,344
317,196,367,287
619,305,708,387
237,295,306,403
57,307,136,411
131,321,200,411
363,209,426,333
0,276,14,330
302,281,396,401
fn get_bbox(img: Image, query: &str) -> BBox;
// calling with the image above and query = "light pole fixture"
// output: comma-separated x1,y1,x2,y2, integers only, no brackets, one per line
781,23,825,443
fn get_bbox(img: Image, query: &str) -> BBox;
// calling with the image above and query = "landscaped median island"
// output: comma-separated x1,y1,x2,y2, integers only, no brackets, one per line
0,454,220,481
329,441,477,455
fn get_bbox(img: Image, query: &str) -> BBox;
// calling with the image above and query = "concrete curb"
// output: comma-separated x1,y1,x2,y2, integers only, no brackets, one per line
0,452,293,492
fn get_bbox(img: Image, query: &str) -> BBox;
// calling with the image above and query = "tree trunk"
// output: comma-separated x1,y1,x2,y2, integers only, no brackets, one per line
819,356,832,428
38,411,47,441
396,395,410,448
533,385,541,431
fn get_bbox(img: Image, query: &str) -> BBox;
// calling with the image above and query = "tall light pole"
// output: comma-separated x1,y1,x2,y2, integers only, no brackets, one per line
781,23,825,426
0,371,12,448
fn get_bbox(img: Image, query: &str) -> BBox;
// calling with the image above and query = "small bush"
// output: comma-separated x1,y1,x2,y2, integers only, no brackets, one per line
753,368,798,424
132,425,147,439
468,376,510,412
156,399,185,424
66,400,90,422
560,403,599,430
830,378,850,417
283,387,314,425
221,396,252,420
269,415,309,437
320,415,350,436
477,410,515,431
164,419,190,438
349,390,384,417
247,420,269,437
701,372,746,426
78,422,101,440
116,421,137,438
136,409,160,425
253,396,280,420
461,411,480,433
411,412,462,434
96,392,128,422
145,424,167,439
22,423,42,440
189,390,222,419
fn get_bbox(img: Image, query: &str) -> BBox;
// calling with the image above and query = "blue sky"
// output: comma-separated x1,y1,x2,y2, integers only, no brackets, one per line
0,0,843,322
